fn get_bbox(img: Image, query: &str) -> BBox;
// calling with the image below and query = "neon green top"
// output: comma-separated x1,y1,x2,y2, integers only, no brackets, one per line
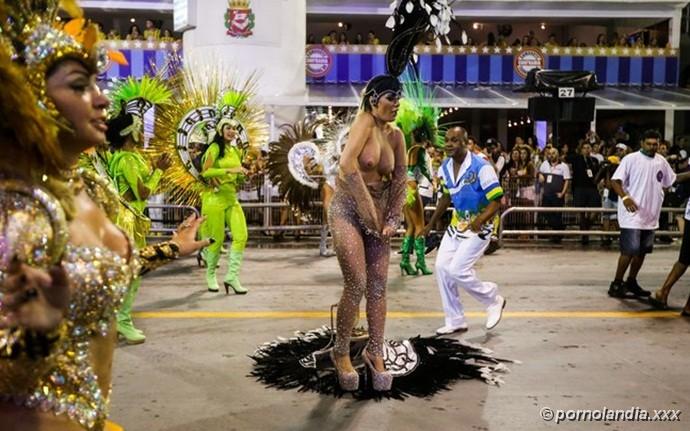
109,150,162,214
201,143,244,192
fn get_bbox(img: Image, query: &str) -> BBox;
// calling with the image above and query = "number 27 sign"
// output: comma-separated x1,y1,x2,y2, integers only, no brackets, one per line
558,87,575,98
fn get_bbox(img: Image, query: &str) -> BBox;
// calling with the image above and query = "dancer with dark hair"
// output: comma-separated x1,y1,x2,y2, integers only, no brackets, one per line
200,116,250,294
251,1,515,400
395,80,439,276
106,77,172,343
328,73,407,391
0,3,209,428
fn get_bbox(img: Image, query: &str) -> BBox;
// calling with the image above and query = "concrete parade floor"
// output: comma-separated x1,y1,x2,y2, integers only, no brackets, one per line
110,244,690,431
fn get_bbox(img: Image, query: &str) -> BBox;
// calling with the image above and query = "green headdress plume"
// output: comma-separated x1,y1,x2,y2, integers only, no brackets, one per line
108,75,173,118
396,75,442,149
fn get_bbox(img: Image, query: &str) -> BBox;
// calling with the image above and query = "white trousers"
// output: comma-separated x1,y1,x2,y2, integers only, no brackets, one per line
435,231,499,327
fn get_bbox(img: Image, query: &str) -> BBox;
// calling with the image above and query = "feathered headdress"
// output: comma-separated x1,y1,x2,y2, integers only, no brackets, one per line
361,1,454,112
396,75,442,149
147,61,268,206
108,75,173,118
106,75,172,146
268,118,326,212
0,1,127,126
384,0,455,76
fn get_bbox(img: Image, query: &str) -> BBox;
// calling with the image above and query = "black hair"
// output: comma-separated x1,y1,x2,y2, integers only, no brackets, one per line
361,74,401,112
211,126,228,159
106,111,137,151
642,129,661,142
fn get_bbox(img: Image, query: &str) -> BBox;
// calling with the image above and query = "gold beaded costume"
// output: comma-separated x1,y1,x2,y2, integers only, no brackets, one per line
0,2,178,430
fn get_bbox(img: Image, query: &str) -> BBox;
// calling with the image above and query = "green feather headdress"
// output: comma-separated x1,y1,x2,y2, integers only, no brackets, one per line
396,75,443,149
108,75,173,118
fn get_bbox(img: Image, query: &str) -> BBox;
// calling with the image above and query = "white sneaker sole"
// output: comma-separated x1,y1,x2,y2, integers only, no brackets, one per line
486,297,507,330
436,326,469,335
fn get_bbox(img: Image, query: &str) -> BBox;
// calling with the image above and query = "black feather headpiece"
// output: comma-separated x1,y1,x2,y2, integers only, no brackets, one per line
384,0,455,77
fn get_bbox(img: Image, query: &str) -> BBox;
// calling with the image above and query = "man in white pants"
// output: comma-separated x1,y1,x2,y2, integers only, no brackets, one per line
425,127,506,334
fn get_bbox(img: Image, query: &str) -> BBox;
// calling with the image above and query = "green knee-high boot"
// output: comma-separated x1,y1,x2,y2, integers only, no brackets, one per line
117,278,146,344
414,237,433,275
399,236,417,275
224,250,248,294
205,250,221,292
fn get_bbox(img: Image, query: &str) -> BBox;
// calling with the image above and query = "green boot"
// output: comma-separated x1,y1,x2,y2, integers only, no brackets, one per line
117,278,146,344
399,236,417,275
224,250,248,295
205,250,221,292
414,237,433,275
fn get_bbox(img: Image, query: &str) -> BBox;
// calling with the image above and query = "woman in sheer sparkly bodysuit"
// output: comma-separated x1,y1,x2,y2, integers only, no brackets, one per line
329,74,407,391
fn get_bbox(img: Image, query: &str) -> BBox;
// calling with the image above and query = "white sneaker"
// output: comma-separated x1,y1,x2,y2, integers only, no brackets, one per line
436,323,469,335
486,295,506,330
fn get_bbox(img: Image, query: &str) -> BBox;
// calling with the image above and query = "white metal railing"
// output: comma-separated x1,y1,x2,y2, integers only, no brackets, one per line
498,206,685,241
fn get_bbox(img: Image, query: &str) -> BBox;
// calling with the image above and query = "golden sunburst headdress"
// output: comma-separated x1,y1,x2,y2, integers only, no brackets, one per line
148,62,268,206
0,1,127,126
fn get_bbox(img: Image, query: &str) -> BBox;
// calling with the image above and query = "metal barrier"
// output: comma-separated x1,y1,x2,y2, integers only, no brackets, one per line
147,204,200,235
498,207,686,241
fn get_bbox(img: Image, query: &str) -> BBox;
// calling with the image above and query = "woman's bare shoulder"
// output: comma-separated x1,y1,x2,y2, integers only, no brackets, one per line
352,111,375,128
387,125,405,147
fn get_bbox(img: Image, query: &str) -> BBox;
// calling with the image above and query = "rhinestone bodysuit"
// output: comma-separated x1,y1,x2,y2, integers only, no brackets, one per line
22,244,137,430
0,171,139,431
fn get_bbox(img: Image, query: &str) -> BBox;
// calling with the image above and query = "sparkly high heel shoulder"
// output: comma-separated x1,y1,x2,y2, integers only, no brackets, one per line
330,350,359,391
362,350,393,391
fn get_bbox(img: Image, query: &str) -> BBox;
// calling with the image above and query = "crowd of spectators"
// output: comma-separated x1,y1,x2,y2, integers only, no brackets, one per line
307,30,381,45
98,19,178,42
480,129,690,244
308,25,666,49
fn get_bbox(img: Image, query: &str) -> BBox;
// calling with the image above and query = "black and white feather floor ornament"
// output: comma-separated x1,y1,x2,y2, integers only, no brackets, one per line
249,326,519,400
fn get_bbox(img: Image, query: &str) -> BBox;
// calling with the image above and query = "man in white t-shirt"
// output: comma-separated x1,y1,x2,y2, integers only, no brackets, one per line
608,130,676,298
538,147,571,242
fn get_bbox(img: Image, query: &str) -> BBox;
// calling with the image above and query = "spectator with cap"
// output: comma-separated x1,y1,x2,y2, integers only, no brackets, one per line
539,147,570,243
615,142,629,158
608,130,676,299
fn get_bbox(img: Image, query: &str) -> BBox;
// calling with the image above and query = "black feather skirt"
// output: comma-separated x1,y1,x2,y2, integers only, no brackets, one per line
249,326,518,400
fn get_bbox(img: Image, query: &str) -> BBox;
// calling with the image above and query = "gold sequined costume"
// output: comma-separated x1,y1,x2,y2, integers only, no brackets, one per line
0,2,178,430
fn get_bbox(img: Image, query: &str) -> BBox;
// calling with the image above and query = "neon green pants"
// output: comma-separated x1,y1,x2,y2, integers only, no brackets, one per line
201,188,248,254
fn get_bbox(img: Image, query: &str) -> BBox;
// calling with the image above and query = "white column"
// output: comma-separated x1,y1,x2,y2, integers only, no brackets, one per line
669,7,683,49
183,0,306,100
665,109,675,142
